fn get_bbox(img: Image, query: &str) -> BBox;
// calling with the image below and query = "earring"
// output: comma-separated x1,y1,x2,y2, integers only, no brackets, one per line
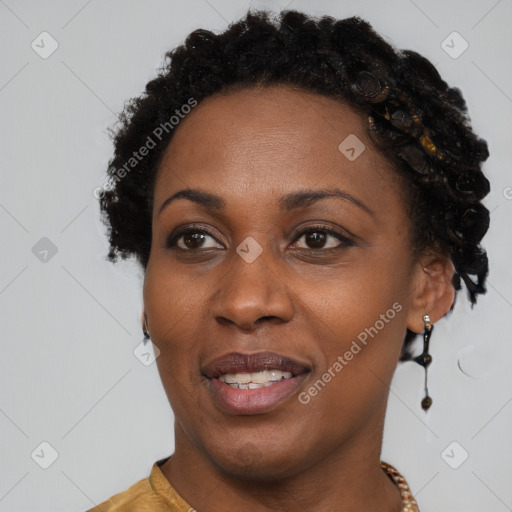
142,317,150,344
414,314,433,411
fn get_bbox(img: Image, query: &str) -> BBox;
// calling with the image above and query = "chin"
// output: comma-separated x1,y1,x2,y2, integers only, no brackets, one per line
205,437,310,482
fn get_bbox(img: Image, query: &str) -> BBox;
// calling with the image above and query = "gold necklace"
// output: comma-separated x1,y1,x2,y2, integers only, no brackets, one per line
381,461,420,512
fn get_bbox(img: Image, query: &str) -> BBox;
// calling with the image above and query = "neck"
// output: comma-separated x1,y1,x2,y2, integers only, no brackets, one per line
160,415,403,512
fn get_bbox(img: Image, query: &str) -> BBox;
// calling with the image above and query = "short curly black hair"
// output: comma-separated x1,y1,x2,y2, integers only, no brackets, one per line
99,10,490,360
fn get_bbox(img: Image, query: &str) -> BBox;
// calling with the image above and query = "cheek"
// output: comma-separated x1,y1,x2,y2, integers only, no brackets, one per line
299,261,409,399
143,261,207,395
144,257,207,338
299,299,407,436
301,255,409,342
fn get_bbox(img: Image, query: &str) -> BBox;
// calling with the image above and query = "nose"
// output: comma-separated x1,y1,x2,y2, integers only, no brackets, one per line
210,246,294,331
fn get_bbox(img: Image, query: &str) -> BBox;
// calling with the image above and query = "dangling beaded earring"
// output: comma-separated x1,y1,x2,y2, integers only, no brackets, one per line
414,314,433,411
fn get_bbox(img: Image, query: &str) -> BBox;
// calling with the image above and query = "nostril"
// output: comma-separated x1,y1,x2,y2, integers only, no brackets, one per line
215,316,236,327
256,315,278,324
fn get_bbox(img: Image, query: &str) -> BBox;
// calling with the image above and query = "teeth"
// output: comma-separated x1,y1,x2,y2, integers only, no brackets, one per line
219,370,293,389
223,373,251,384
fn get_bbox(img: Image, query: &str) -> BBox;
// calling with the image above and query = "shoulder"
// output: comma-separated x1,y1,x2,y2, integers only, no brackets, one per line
87,474,157,512
86,457,184,512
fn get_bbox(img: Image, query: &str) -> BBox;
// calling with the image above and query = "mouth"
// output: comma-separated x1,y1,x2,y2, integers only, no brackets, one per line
201,352,311,415
219,369,294,389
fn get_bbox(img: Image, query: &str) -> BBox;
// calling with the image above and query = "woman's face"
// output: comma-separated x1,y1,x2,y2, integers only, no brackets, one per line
144,86,425,479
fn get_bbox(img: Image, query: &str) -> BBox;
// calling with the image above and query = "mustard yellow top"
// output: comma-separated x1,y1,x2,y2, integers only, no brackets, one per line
87,456,419,511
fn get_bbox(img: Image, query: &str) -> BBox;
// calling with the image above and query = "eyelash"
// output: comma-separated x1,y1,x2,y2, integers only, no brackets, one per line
292,226,356,250
165,224,355,252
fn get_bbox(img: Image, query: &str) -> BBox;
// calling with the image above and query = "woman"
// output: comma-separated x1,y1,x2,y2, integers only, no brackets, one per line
90,10,490,512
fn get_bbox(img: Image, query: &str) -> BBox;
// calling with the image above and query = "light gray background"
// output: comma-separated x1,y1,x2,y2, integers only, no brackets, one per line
1,1,511,511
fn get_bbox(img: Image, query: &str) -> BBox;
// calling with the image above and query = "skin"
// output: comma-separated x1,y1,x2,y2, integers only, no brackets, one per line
142,85,455,511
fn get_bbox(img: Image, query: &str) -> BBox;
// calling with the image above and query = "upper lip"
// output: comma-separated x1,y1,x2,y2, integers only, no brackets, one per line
202,351,311,379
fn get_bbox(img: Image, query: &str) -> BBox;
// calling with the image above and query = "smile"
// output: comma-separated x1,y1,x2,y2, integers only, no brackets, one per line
202,352,311,415
219,369,293,389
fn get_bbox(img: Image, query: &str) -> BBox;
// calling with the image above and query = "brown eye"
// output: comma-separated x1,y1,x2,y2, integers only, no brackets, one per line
182,233,207,249
304,231,327,249
291,226,355,251
166,228,224,251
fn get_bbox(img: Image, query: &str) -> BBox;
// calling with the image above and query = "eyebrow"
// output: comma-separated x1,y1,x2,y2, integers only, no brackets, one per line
279,188,373,216
158,187,373,216
158,189,226,215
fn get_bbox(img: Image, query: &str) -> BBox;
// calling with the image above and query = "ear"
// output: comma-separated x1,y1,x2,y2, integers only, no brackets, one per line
406,254,456,334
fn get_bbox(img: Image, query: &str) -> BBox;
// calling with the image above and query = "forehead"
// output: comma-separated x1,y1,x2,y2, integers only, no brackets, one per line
153,85,399,213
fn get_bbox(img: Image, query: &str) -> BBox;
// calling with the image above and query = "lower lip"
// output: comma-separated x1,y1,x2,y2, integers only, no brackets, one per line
207,374,309,415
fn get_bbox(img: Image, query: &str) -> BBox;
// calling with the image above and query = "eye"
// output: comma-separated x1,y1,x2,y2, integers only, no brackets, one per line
166,227,224,251
290,226,354,250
